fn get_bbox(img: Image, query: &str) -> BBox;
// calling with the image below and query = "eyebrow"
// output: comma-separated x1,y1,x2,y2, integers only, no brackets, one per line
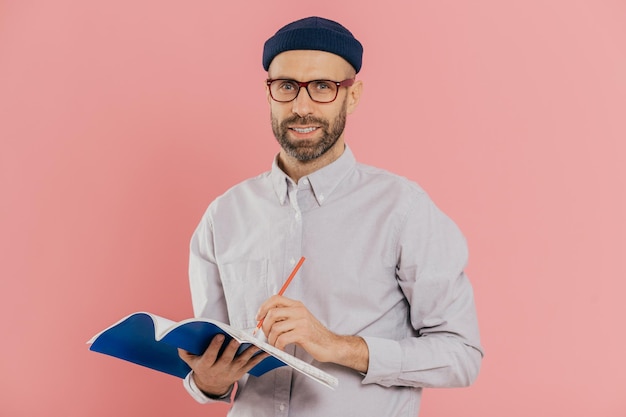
268,76,345,82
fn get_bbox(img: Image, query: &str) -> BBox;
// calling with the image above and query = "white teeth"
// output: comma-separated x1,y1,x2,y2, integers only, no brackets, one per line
293,127,316,133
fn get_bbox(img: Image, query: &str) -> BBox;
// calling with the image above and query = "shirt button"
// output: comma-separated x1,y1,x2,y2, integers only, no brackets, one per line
290,258,296,265
301,179,309,185
319,194,325,202
279,404,286,411
295,212,300,220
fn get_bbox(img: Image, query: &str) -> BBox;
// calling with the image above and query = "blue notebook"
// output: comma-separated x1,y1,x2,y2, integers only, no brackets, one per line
88,312,338,389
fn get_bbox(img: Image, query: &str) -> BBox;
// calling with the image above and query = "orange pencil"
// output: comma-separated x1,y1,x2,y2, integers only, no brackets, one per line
253,256,306,336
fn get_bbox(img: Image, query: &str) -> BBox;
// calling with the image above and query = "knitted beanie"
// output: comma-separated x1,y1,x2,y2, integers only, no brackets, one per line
262,16,363,73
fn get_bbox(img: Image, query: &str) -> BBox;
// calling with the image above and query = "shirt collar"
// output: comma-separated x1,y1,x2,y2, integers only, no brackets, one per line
271,145,357,206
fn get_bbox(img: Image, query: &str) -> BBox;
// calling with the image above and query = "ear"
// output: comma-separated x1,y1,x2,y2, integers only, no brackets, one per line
346,80,363,115
265,80,272,104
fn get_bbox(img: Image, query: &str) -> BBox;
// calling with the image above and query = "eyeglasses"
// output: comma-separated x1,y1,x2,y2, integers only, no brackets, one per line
266,78,355,103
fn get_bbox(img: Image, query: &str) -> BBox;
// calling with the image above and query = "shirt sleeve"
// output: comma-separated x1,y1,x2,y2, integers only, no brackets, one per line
182,210,235,402
183,371,233,404
362,190,483,388
188,210,230,323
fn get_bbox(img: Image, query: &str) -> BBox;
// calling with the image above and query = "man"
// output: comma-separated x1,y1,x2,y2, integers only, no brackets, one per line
179,16,483,416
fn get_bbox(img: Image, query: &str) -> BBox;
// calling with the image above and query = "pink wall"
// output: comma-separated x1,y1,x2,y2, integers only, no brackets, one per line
1,1,625,415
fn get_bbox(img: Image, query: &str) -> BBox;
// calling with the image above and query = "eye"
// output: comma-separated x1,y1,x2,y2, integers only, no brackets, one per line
313,81,334,91
278,80,297,91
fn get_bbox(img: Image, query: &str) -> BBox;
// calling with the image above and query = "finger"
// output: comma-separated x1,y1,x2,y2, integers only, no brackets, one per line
215,338,242,364
223,345,267,374
236,344,264,361
261,305,301,337
256,295,300,320
273,330,298,351
197,334,227,366
266,318,298,347
178,348,196,365
241,351,270,373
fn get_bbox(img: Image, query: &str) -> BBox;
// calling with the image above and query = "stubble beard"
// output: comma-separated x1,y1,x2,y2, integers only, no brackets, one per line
271,99,348,162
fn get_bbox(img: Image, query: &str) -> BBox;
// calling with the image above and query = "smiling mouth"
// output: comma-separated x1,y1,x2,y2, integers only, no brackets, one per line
290,127,318,134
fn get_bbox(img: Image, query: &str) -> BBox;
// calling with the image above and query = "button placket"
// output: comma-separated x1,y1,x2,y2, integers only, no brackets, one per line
285,182,304,292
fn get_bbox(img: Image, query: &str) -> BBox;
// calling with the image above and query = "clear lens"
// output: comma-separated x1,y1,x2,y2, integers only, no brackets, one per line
308,81,337,101
269,80,339,103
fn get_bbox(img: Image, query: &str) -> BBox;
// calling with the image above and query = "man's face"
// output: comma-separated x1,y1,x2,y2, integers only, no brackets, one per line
267,50,361,162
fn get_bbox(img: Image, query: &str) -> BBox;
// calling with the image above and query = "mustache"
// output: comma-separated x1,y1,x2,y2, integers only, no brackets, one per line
281,115,329,127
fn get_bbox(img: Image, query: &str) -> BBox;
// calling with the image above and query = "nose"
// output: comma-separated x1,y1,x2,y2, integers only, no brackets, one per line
291,86,314,118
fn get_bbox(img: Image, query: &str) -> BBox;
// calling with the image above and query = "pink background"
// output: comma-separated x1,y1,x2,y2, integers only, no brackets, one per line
1,1,625,415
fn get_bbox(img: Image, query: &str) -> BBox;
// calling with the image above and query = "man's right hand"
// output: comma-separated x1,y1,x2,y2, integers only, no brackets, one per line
178,334,269,397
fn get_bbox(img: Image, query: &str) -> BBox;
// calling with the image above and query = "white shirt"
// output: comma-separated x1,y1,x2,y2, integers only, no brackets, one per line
184,146,483,416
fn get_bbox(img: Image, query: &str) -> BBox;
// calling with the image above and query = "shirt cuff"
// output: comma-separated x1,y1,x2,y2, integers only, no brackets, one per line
360,336,402,387
183,371,233,404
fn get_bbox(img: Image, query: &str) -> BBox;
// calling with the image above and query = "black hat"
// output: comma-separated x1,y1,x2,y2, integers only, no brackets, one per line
262,16,363,73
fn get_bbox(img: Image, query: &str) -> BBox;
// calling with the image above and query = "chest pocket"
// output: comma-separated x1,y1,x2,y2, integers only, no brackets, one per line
219,259,269,330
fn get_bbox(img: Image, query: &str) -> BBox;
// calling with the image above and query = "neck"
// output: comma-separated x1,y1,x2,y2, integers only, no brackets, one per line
278,139,345,183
